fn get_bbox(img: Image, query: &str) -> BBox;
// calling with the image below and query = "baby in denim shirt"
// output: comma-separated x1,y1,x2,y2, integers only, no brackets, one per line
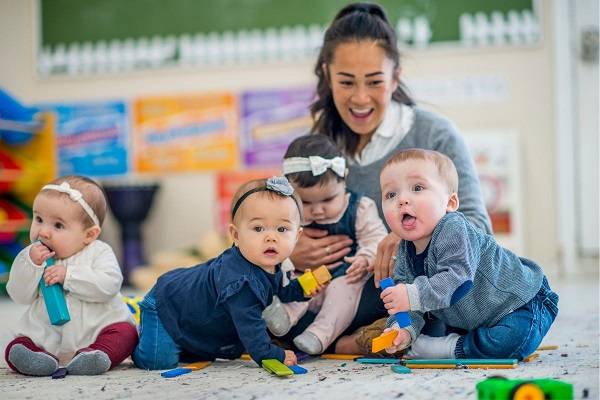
133,177,314,369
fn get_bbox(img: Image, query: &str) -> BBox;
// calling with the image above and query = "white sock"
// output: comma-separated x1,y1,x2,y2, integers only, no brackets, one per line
406,333,460,359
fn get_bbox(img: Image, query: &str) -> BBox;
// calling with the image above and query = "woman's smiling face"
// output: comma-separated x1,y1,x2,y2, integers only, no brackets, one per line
327,40,399,145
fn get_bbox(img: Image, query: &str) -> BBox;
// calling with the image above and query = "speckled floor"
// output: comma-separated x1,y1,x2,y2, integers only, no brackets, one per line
0,274,597,400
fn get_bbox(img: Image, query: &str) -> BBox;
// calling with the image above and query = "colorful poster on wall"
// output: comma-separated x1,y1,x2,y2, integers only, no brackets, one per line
133,93,238,172
464,131,523,253
38,101,129,177
241,87,313,168
216,169,278,232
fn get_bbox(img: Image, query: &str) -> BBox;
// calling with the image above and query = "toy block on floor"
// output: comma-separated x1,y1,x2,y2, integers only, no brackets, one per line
312,265,332,285
161,368,193,378
321,354,364,360
372,330,398,353
262,359,293,376
391,365,411,374
355,357,401,364
288,364,308,374
186,361,211,370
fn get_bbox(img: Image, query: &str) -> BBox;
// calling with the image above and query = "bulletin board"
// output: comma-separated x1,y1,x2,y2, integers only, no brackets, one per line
37,0,539,76
40,0,536,46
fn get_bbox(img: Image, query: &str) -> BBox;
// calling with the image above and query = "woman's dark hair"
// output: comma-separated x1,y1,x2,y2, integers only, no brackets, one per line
310,2,414,156
283,135,345,188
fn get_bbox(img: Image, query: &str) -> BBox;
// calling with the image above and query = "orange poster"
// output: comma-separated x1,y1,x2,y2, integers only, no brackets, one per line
216,169,279,232
133,93,238,172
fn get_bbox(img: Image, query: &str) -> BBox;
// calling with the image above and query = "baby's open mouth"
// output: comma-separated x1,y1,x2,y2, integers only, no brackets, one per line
401,213,416,226
264,248,278,256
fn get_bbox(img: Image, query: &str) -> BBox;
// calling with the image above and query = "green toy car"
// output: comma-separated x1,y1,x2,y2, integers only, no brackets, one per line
477,377,573,400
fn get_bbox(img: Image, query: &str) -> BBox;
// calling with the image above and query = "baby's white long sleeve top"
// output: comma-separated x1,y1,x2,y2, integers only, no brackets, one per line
7,240,135,364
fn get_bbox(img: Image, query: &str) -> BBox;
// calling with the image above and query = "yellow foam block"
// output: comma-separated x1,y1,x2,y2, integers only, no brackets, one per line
371,330,398,353
312,265,332,285
298,271,318,296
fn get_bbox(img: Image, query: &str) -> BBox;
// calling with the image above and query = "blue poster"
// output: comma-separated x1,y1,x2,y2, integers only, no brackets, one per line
38,101,129,177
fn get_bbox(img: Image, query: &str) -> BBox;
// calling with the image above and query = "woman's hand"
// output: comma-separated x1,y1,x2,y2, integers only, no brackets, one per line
371,232,401,287
289,227,352,271
283,350,298,366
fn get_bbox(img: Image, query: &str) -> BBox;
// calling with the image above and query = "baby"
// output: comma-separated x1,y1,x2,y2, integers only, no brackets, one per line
133,177,314,369
5,176,137,376
262,135,388,354
380,149,558,359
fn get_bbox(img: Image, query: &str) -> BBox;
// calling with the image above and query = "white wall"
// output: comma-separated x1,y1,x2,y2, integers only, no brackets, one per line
0,0,562,272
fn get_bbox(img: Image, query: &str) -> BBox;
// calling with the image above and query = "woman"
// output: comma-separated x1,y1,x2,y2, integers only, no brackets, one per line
284,2,491,352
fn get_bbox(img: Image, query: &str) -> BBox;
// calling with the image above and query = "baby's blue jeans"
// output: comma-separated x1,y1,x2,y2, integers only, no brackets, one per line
132,289,181,370
455,277,559,360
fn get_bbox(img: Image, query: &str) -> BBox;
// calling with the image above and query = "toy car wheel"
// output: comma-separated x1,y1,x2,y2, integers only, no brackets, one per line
511,382,545,400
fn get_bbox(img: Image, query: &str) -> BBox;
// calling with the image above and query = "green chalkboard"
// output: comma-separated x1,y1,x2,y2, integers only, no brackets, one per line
41,0,535,47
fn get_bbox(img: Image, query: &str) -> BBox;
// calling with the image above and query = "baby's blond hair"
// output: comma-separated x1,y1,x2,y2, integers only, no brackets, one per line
383,149,459,194
41,175,107,227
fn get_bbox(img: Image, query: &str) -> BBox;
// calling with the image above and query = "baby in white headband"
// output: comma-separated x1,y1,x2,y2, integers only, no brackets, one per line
6,176,137,376
262,135,388,354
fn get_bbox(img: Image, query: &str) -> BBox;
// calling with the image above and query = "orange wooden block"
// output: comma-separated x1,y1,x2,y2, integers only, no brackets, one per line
321,354,364,360
312,265,332,285
185,361,212,370
371,330,398,353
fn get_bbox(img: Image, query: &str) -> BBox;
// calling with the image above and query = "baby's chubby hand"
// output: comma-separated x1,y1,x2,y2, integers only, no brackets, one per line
380,283,410,314
384,326,411,354
29,242,55,266
344,255,369,284
283,350,297,366
43,264,67,286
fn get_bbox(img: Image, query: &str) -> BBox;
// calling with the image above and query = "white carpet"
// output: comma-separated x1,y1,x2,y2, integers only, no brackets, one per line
0,275,597,400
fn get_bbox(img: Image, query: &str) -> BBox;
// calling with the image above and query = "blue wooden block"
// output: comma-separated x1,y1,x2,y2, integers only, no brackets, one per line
391,365,412,374
51,367,68,379
161,367,192,378
289,365,307,374
355,357,401,364
380,278,411,328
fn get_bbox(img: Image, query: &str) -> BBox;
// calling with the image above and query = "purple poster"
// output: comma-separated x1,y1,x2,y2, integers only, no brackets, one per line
241,87,314,168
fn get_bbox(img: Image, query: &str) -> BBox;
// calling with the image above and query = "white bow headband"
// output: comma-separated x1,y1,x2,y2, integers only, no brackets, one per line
282,156,346,178
42,182,100,227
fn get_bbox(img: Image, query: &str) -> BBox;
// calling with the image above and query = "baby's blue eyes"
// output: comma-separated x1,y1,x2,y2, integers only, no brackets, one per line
385,192,396,200
413,185,424,192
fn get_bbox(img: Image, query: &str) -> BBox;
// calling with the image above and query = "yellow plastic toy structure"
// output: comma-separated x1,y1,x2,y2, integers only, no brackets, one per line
297,265,332,296
371,330,398,353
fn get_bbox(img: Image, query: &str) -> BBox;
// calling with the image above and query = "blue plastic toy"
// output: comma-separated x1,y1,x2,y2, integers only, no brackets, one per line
380,278,411,328
39,257,70,325
0,88,40,145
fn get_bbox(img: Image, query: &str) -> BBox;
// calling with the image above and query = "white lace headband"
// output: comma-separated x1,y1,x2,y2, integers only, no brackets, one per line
42,182,100,227
282,156,346,178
